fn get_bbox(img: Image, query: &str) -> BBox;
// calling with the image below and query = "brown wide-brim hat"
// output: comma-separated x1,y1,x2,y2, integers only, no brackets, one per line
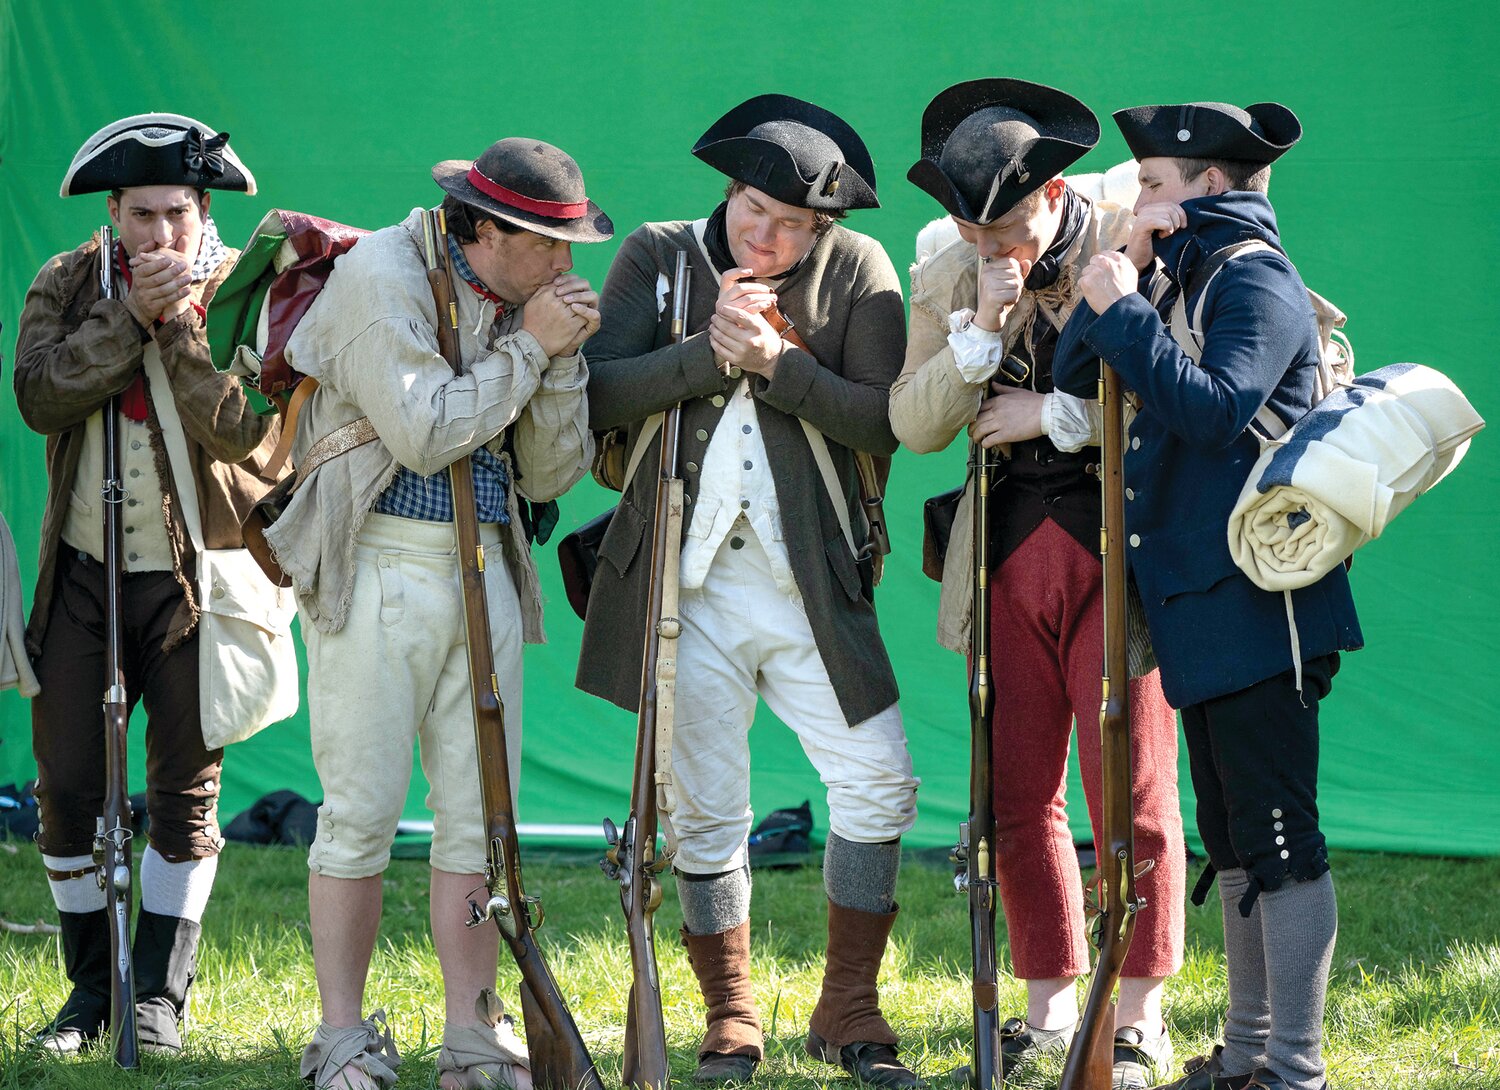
1113,101,1302,165
433,136,613,243
907,78,1098,225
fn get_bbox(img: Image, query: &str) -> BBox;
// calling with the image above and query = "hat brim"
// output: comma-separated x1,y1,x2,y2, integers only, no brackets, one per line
432,160,613,244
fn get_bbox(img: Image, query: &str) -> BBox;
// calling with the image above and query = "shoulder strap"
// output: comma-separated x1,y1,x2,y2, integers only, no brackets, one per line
799,418,858,558
1167,240,1276,362
142,344,205,554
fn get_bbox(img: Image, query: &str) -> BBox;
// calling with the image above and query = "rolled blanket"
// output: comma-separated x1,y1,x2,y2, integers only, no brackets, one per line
1228,363,1483,591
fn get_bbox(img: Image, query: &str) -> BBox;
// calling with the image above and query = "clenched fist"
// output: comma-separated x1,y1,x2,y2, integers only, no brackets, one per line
125,241,193,326
709,268,784,378
524,273,597,359
974,256,1031,332
1124,202,1187,271
1079,251,1139,316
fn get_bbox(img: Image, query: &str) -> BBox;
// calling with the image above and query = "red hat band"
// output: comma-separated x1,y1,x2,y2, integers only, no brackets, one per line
465,165,587,219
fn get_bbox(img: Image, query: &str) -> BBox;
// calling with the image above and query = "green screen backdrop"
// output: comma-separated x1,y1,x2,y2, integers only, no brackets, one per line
2,1,1496,858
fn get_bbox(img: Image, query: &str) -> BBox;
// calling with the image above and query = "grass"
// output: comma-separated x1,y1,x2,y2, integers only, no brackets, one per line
1,839,1497,1088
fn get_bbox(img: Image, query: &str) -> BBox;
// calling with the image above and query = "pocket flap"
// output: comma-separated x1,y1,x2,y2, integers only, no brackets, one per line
599,500,648,578
198,548,296,634
824,531,861,602
1143,522,1242,602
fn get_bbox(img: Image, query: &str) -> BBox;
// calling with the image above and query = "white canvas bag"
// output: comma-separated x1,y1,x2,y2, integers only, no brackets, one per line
142,344,299,748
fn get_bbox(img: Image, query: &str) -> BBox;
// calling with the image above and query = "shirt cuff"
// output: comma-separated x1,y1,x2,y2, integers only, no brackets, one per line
946,309,1006,385
1041,391,1098,453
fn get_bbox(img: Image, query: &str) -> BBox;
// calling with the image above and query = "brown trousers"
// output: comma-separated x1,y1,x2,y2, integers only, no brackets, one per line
31,549,223,861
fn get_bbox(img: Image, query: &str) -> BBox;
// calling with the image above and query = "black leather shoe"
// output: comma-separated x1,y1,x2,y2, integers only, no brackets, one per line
807,1032,919,1089
1241,1070,1324,1090
1149,1046,1253,1090
693,1052,759,1085
998,1016,1072,1077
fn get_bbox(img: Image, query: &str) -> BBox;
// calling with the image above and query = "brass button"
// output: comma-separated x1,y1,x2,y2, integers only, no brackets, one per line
1126,488,1135,500
1128,534,1140,547
130,440,142,451
729,367,743,379
129,468,141,478
730,536,745,550
212,586,226,600
127,498,139,507
742,460,753,471
695,429,709,441
128,552,139,562
742,425,752,434
124,526,134,534
740,499,750,510
686,462,699,473
711,395,726,408
1131,437,1141,451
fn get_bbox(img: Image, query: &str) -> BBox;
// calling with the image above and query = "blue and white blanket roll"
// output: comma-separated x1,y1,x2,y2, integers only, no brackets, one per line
1228,363,1484,591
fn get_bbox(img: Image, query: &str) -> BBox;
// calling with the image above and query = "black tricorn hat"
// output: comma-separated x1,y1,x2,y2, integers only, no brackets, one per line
908,79,1099,224
1113,102,1302,165
433,137,613,243
61,112,256,197
692,94,878,212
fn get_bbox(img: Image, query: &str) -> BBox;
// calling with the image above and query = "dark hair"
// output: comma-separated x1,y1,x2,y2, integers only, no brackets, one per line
1175,158,1272,194
724,179,845,235
108,187,208,202
441,193,526,244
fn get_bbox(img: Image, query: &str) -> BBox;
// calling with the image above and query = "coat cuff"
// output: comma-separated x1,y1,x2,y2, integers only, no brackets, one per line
758,343,817,413
681,331,732,399
153,307,204,353
1082,293,1165,363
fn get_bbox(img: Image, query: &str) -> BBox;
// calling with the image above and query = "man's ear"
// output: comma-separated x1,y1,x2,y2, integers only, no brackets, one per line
199,190,212,219
105,194,120,229
1044,176,1066,207
1203,166,1229,197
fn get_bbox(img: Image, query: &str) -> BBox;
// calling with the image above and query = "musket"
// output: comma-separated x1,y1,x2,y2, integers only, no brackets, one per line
422,208,603,1090
1058,352,1144,1090
952,439,1000,1089
600,250,692,1090
95,225,140,1069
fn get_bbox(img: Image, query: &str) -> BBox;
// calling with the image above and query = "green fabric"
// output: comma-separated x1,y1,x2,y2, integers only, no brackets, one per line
205,224,285,416
1,1,1495,857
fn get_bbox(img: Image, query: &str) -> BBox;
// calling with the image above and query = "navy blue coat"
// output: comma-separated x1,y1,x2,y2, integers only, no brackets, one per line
1053,192,1362,708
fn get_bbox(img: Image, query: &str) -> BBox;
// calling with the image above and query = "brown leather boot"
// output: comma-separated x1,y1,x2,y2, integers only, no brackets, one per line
805,901,916,1088
681,923,762,1084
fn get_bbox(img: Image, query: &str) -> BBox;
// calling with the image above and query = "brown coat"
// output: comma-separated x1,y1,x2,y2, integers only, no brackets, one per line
14,236,279,657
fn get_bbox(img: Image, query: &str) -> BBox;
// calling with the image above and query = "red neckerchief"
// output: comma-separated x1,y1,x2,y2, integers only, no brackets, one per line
113,241,206,422
461,273,507,310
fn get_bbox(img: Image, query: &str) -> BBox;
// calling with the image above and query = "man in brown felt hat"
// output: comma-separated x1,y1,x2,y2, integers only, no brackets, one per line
893,78,1186,1090
16,111,271,1056
577,94,918,1089
261,136,611,1090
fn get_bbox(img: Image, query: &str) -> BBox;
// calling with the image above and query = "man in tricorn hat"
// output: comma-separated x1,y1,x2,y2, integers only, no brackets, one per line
1055,103,1363,1090
15,113,270,1053
265,137,610,1090
578,95,919,1087
892,79,1185,1089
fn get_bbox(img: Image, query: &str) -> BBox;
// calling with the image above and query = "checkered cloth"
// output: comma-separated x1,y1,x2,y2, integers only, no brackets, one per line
372,234,512,524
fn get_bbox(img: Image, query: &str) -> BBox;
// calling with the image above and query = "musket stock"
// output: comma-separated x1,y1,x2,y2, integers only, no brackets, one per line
95,225,141,1070
602,250,693,1090
1058,359,1142,1090
953,440,1000,1089
423,209,602,1090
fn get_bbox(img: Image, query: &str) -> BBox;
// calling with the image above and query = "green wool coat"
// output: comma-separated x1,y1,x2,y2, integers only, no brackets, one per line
576,217,906,726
